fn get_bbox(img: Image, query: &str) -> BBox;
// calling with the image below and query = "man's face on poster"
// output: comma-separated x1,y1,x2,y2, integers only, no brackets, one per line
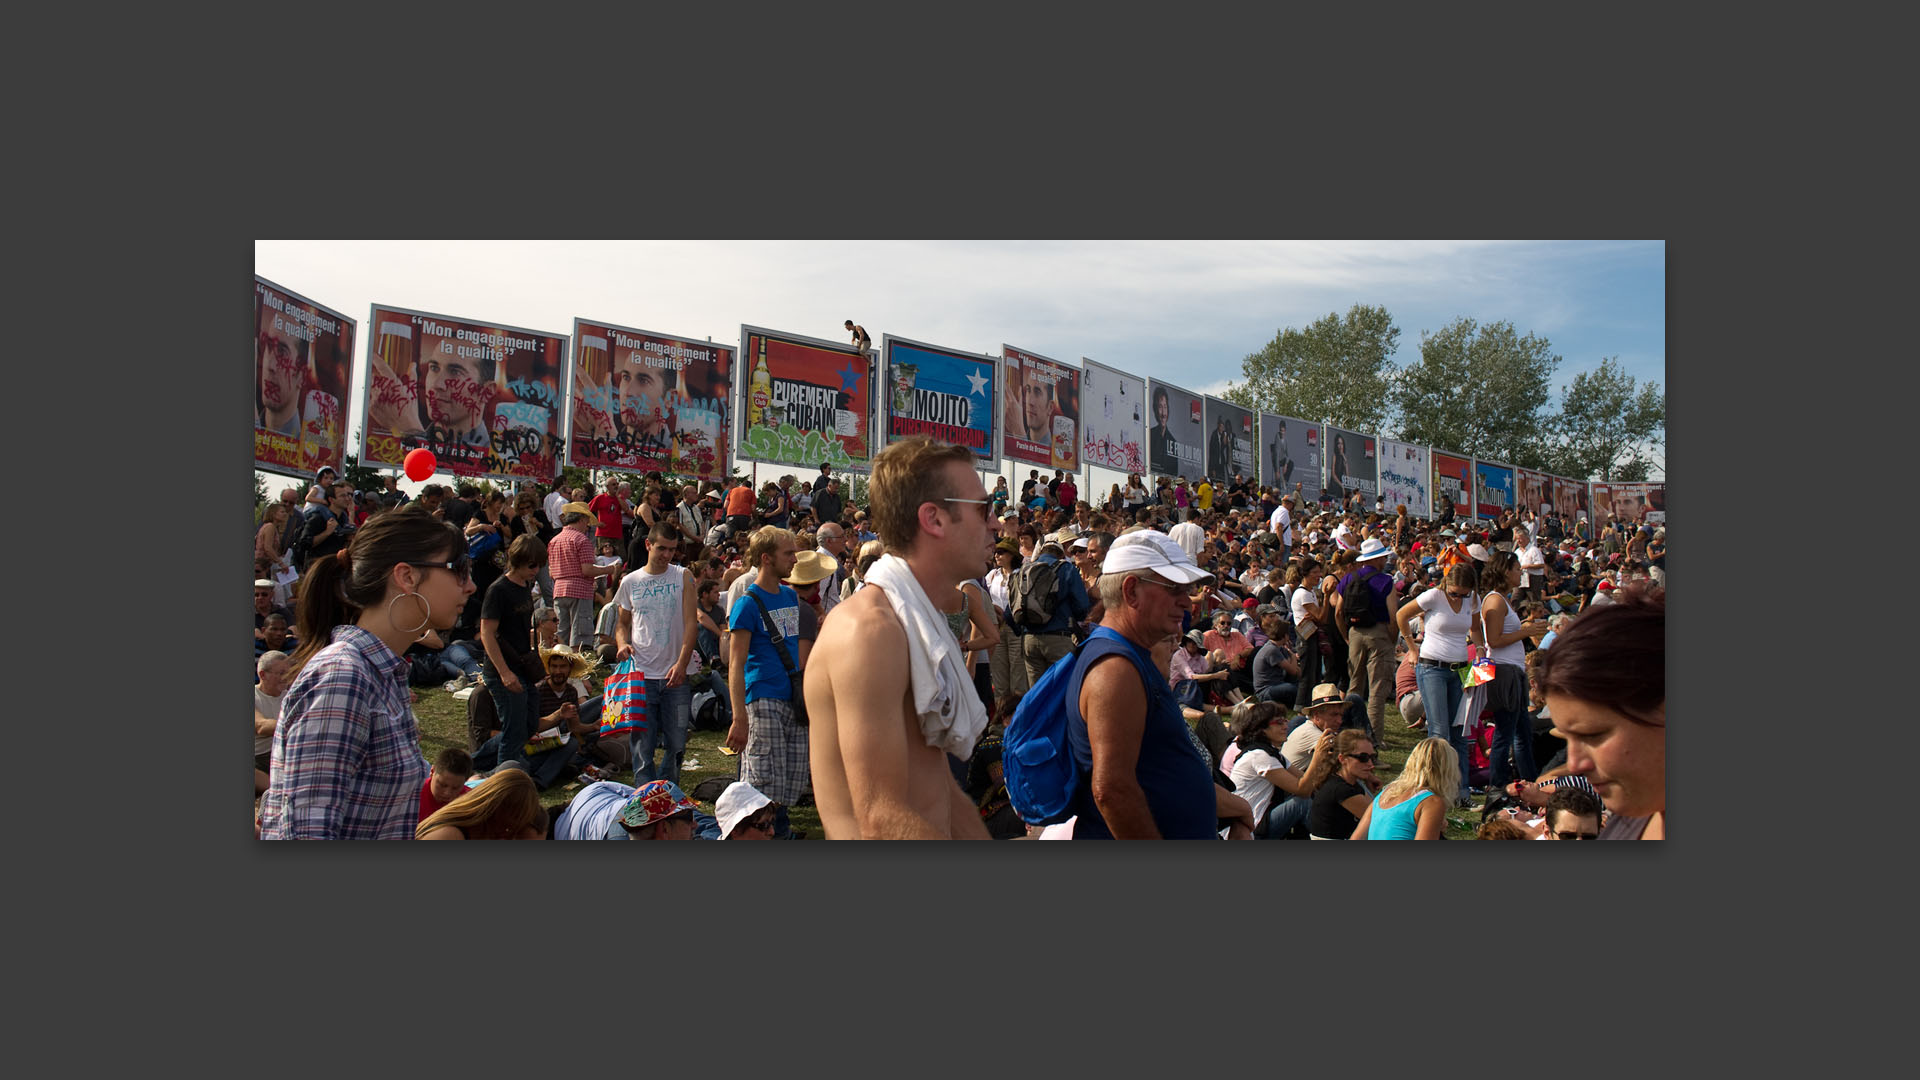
421,341,487,432
1022,376,1050,435
1154,390,1170,428
614,352,667,439
259,316,304,413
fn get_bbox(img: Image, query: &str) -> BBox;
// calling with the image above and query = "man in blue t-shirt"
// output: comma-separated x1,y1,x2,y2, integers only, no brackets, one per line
1330,537,1401,747
725,527,806,838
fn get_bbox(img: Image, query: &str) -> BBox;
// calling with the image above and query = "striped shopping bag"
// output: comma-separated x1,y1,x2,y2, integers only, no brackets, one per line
597,657,649,740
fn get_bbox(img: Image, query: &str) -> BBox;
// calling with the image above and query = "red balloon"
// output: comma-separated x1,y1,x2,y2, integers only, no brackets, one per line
403,448,437,482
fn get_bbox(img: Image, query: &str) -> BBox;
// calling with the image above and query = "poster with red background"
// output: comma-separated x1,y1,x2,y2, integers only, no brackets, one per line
255,276,355,477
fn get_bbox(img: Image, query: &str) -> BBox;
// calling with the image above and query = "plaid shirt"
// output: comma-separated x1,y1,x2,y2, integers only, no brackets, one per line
547,527,597,598
258,625,429,840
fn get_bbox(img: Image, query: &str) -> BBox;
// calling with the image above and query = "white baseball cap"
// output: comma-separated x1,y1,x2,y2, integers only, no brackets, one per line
1101,530,1213,585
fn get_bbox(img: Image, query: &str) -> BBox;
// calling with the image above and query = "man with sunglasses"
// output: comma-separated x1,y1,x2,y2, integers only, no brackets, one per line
1541,783,1603,840
616,521,700,785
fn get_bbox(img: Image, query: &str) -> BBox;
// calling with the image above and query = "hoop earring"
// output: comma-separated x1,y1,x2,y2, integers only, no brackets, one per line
387,590,432,635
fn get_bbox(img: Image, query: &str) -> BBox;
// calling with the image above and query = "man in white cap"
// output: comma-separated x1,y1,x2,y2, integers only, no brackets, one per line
804,436,994,839
1064,529,1256,839
1329,536,1401,746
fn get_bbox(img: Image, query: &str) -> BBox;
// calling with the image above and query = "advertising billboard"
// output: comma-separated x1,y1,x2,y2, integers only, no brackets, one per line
569,319,731,480
255,275,355,477
1475,460,1515,517
1433,451,1473,519
1260,413,1322,506
1080,358,1146,475
1202,397,1258,484
362,304,567,481
880,335,998,466
737,325,874,473
1146,379,1206,480
1002,345,1080,472
1378,439,1430,518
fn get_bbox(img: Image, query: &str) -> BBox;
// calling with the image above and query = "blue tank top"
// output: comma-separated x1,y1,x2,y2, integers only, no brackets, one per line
1064,627,1217,839
1367,789,1435,840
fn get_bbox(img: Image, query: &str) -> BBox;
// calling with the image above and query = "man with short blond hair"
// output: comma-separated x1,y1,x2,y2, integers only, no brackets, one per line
806,436,995,839
725,525,807,838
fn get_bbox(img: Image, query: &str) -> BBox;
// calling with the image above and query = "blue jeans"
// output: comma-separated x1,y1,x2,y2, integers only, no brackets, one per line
430,641,483,681
630,679,692,785
1262,794,1310,839
1415,661,1471,800
1254,682,1297,705
485,673,543,768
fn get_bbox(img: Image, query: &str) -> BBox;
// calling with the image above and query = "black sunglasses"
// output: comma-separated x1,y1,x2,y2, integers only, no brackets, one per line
1343,752,1378,763
410,555,472,581
1549,828,1600,840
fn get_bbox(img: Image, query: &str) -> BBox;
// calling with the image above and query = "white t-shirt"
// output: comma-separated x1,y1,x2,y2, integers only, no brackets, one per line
1269,504,1292,547
544,491,568,529
1281,721,1325,771
616,563,688,677
986,567,1013,616
254,686,282,756
1168,521,1206,558
1291,581,1319,638
1517,543,1545,588
1415,587,1478,663
1484,592,1526,666
1229,746,1289,823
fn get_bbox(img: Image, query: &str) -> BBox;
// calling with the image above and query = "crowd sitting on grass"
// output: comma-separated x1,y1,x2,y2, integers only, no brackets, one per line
255,454,1664,840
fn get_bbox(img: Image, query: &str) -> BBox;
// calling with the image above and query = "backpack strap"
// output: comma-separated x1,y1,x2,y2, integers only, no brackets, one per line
744,588,800,678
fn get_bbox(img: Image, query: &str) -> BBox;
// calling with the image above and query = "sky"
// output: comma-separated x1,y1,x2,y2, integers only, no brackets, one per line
254,240,1664,492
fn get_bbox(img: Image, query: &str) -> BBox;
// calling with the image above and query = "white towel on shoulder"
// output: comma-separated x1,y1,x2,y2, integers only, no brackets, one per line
860,554,989,759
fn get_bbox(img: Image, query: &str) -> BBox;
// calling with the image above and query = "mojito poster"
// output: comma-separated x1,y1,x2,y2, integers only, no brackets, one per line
570,319,731,481
255,275,355,477
737,325,873,472
361,305,567,481
880,336,997,464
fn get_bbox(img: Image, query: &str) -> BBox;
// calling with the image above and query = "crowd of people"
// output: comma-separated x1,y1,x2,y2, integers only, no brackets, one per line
253,447,1665,840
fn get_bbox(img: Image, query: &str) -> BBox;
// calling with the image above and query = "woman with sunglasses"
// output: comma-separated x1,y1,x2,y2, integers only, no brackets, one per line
1350,735,1457,840
1304,730,1379,840
1537,587,1665,839
260,511,476,839
1396,562,1484,808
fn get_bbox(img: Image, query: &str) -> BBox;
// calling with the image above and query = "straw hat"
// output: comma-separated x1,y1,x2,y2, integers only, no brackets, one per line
537,642,600,680
785,550,839,586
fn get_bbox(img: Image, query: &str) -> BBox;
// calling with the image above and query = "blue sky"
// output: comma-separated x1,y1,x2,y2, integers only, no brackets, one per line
255,240,1664,488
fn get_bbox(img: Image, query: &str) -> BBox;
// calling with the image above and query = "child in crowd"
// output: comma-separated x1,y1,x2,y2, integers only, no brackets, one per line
419,747,475,823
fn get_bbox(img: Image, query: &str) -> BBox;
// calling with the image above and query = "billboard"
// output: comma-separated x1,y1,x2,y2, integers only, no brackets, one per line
1432,451,1473,519
1550,475,1585,522
1378,440,1430,518
1002,345,1080,472
362,305,567,481
737,325,874,472
1202,397,1258,484
1323,425,1379,507
1475,460,1515,517
1080,358,1146,475
1146,379,1206,480
255,275,355,477
880,335,998,465
1596,481,1666,525
1517,468,1552,520
1260,413,1322,506
568,320,731,481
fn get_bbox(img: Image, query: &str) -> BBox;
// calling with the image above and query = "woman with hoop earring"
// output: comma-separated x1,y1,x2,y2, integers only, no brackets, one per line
259,511,477,839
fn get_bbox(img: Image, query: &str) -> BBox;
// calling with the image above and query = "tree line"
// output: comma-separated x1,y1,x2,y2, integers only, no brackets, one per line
1221,304,1663,482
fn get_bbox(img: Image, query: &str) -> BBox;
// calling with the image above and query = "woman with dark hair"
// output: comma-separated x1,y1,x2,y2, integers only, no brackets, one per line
416,768,545,840
260,512,475,839
1480,550,1549,790
1397,561,1484,808
1227,701,1332,839
1325,435,1350,504
1537,588,1665,839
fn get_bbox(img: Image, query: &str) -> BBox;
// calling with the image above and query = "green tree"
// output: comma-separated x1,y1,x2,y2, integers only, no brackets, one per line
1545,357,1664,481
1223,304,1398,432
1390,317,1559,467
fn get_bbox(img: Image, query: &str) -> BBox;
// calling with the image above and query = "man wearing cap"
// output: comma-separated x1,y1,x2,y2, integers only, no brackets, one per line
803,437,993,839
1017,537,1093,686
1064,529,1256,839
548,501,602,649
1329,537,1401,746
554,779,719,840
616,521,700,785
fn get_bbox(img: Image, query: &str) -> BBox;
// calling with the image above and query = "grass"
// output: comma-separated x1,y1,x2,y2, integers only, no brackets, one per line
408,683,1478,841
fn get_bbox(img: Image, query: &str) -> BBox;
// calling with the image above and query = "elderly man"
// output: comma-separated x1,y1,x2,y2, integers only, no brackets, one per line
1063,530,1256,839
547,501,603,649
255,650,292,785
813,522,851,614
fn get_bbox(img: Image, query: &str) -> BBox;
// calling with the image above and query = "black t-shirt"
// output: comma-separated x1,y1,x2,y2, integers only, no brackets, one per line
480,575,538,682
443,497,475,529
1310,775,1371,839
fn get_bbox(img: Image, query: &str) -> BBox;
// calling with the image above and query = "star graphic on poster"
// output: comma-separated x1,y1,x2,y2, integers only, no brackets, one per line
966,368,989,397
837,362,861,392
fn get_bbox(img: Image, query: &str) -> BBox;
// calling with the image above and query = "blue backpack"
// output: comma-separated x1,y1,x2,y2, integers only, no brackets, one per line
1003,626,1142,825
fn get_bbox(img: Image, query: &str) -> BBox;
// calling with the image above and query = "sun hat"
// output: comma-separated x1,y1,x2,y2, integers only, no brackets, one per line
1184,629,1207,647
784,550,839,586
714,781,773,839
537,642,600,680
254,578,275,589
702,487,722,501
1356,537,1390,561
561,500,594,518
1102,529,1214,585
1467,543,1491,562
1306,683,1346,710
618,780,697,828
1072,536,1090,549
994,537,1019,555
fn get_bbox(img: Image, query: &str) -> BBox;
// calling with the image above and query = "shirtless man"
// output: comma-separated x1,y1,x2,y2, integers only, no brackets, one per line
806,437,996,839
